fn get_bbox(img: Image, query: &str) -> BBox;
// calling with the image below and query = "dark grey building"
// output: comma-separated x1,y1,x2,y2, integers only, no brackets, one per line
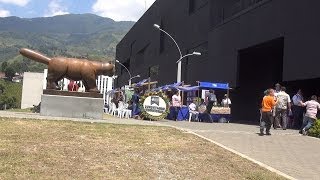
116,0,320,122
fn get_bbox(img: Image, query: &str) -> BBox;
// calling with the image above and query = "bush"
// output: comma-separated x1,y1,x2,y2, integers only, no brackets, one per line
0,80,22,109
308,120,320,138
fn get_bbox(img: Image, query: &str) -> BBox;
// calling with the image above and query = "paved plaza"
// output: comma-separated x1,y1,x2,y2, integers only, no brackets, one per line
1,111,319,180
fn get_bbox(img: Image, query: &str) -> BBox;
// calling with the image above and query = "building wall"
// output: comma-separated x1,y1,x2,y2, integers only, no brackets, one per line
208,0,320,86
116,0,320,87
21,72,44,109
116,0,211,86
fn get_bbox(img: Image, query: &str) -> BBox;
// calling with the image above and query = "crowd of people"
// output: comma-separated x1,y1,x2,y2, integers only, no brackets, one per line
260,83,320,136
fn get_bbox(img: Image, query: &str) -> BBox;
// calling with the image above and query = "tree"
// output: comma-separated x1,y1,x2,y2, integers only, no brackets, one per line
5,67,15,80
0,95,17,110
1,62,8,72
0,83,4,94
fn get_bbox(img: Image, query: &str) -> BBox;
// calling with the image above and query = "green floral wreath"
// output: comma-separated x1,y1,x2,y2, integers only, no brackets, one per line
139,91,170,121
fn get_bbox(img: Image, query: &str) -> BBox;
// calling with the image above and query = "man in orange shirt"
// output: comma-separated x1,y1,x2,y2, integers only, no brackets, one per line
260,89,278,136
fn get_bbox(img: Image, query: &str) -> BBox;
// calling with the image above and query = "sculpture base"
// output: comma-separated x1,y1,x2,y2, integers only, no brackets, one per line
43,89,103,98
40,94,103,119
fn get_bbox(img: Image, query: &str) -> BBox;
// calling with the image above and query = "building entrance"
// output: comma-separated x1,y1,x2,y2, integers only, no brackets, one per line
232,38,284,123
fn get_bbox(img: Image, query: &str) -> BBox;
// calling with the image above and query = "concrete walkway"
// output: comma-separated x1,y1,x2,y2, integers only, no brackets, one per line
1,111,319,180
155,121,320,180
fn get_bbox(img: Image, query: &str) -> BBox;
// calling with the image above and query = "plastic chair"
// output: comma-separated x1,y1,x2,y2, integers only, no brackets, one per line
122,109,132,119
121,103,132,119
109,103,117,115
116,101,125,118
188,112,193,122
189,111,199,122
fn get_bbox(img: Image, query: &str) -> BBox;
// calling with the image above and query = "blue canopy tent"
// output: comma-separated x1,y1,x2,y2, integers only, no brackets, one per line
198,82,229,90
198,81,231,123
152,82,184,92
176,86,199,92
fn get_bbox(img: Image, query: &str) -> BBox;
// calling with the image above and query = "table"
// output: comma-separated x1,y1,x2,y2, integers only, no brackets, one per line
167,106,189,121
198,113,231,123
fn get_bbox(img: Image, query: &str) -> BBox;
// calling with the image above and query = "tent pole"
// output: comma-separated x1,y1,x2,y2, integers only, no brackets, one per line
197,81,200,107
227,83,230,107
148,77,151,91
181,81,184,105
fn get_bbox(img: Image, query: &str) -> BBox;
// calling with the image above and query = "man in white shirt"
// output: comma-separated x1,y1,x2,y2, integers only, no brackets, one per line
274,86,291,130
292,89,305,129
221,94,231,107
172,90,181,120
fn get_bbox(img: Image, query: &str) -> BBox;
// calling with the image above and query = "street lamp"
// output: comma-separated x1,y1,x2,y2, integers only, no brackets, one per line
115,60,138,86
111,75,117,89
176,51,202,63
128,75,140,86
153,24,201,83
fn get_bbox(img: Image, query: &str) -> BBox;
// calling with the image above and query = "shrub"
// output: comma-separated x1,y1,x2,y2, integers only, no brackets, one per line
308,120,320,138
0,80,22,109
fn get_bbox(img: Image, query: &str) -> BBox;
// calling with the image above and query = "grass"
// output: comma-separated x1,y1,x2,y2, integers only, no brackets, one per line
0,118,287,179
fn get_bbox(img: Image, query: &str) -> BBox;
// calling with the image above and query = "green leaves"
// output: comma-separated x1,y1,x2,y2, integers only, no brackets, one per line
139,91,170,121
308,120,320,138
0,80,22,110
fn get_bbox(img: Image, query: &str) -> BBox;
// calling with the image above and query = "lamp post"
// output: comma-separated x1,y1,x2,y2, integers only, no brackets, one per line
128,75,141,87
153,24,201,83
111,75,117,89
115,60,139,86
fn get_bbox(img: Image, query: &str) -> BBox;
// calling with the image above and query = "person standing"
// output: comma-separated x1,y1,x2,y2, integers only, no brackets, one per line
300,95,320,135
260,89,278,136
68,80,79,91
221,94,232,107
205,90,216,122
274,86,291,130
292,89,305,129
131,89,140,117
272,83,282,128
172,90,181,121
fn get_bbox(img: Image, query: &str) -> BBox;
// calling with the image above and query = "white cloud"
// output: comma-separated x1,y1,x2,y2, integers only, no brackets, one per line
0,9,10,17
0,0,30,6
45,0,69,17
92,0,156,21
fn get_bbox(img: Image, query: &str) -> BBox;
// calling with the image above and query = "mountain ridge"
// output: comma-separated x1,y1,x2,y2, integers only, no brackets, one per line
0,14,134,73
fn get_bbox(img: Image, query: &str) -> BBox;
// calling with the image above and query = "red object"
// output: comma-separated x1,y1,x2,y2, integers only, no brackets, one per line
68,81,79,91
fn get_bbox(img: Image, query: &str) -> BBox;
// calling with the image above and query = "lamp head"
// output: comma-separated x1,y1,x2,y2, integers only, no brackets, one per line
153,24,160,29
115,60,120,63
136,75,141,77
193,52,201,56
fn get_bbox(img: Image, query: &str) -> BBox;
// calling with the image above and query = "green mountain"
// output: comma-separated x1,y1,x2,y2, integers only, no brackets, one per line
0,14,134,73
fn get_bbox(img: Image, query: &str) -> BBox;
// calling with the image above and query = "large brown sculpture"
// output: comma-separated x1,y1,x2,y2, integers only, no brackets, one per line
19,48,115,92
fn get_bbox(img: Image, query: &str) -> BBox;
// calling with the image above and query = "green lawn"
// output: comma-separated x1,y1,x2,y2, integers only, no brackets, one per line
0,118,286,179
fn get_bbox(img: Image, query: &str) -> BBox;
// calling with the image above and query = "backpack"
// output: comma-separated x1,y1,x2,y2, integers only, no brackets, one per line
277,93,288,109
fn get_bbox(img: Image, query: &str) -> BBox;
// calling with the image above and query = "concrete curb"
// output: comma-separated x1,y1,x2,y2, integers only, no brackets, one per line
159,124,297,180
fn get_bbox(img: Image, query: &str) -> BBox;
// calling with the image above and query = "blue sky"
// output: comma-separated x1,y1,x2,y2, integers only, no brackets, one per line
0,0,156,21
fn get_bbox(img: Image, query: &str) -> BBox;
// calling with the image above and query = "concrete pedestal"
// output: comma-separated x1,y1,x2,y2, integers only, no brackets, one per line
40,94,103,119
